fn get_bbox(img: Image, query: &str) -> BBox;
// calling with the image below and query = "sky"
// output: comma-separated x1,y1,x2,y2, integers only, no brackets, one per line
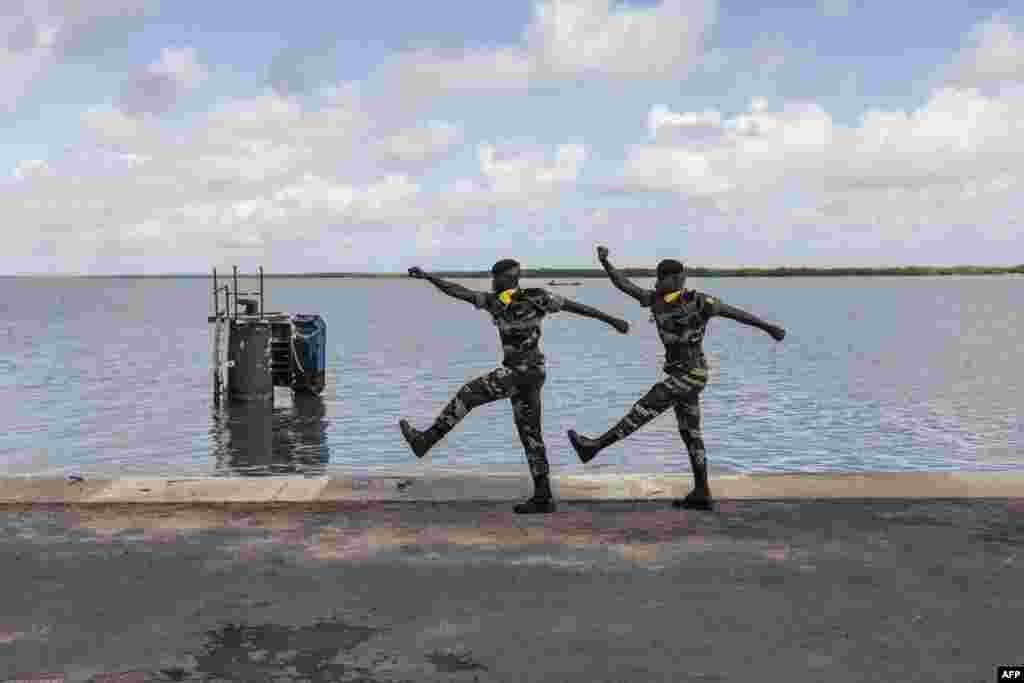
1,0,1022,275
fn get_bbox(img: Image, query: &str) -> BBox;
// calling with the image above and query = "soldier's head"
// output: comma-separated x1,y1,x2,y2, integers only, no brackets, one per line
491,258,521,294
655,259,686,294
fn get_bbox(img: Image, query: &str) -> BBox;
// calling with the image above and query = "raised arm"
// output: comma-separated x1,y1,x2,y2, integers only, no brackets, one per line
596,245,653,307
561,299,630,334
408,267,484,307
711,298,786,341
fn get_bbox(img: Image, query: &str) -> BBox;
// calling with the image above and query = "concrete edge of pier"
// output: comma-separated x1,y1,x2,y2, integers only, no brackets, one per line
0,471,1021,505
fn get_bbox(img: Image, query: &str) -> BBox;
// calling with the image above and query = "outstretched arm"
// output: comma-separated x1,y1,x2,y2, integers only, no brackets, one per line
408,267,484,307
712,300,786,341
596,245,653,307
561,299,630,334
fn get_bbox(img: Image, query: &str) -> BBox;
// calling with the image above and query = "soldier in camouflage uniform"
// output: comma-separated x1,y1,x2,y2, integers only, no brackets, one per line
568,246,786,511
401,259,630,514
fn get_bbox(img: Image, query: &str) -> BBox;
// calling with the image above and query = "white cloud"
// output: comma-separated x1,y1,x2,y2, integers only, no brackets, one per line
204,91,307,138
622,98,833,194
620,145,732,195
151,46,207,88
81,105,145,141
118,46,208,115
648,104,724,142
12,158,53,181
5,81,594,271
426,142,588,225
378,121,464,164
625,87,1024,196
382,47,535,97
526,0,717,77
138,173,423,244
414,222,444,253
946,14,1024,88
11,5,1023,272
437,178,493,220
828,86,1023,189
615,86,1024,247
180,141,312,186
477,142,587,199
2,31,57,111
1,1,153,111
377,0,716,100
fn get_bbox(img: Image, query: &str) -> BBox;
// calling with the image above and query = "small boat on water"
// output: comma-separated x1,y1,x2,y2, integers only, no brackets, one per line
547,280,583,286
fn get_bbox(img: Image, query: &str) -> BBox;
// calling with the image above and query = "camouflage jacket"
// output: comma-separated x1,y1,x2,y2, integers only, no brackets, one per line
472,288,565,367
640,289,721,372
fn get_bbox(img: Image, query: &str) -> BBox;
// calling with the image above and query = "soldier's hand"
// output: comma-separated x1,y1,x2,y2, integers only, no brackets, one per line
408,266,425,279
613,318,629,334
769,325,786,342
596,245,610,262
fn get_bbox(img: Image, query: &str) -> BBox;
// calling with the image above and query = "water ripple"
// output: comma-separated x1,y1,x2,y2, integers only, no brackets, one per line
1,276,1021,475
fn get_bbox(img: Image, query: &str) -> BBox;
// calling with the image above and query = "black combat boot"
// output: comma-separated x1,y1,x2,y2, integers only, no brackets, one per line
398,419,442,459
671,451,714,510
567,429,619,464
514,474,556,514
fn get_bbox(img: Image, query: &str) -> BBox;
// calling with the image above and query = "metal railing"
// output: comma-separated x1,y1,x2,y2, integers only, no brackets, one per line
210,265,267,406
210,265,264,321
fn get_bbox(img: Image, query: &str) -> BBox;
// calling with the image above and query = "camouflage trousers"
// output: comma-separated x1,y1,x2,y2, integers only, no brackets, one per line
607,365,709,471
425,364,549,478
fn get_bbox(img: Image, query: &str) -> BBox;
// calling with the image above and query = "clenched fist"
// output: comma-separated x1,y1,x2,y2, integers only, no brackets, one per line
596,245,609,262
408,266,425,279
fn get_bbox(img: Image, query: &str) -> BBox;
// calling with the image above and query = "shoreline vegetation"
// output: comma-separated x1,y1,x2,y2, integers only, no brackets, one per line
5,265,1024,279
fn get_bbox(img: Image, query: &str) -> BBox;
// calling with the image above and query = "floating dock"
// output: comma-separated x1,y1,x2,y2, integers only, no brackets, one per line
208,266,326,406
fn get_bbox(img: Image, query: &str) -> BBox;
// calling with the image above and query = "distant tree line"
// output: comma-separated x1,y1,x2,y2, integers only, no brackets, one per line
23,263,1024,278
419,265,1024,278
208,265,1024,278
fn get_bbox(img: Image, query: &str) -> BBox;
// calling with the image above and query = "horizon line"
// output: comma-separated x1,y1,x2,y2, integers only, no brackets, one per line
3,264,1024,278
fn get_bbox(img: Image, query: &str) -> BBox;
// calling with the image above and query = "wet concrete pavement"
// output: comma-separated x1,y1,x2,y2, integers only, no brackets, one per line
1,496,1021,682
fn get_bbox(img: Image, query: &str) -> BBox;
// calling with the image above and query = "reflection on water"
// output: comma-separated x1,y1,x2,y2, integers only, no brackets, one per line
210,392,329,476
2,276,1021,476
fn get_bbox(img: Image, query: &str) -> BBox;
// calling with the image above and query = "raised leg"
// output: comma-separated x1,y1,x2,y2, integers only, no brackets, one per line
568,369,706,463
400,366,517,458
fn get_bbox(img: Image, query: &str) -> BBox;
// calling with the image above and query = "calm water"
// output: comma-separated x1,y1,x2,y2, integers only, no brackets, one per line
1,275,1021,478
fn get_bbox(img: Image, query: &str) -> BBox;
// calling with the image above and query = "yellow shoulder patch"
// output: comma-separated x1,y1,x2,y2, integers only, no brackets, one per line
498,288,518,305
